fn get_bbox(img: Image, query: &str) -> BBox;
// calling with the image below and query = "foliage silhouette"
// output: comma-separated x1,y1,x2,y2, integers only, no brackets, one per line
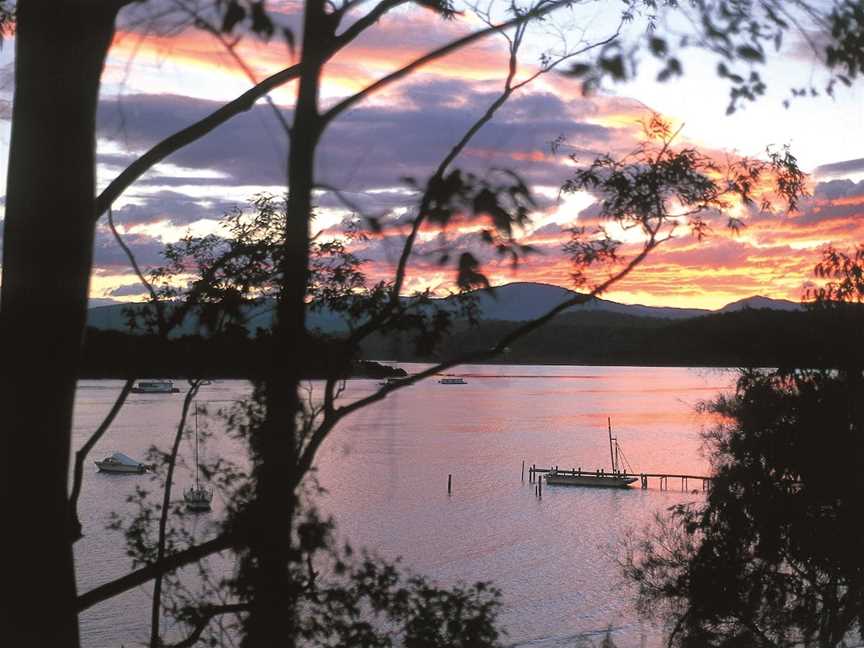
0,1,853,646
622,246,864,648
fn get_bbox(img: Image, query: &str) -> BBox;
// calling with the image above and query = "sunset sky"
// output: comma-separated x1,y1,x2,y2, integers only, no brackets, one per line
3,0,864,310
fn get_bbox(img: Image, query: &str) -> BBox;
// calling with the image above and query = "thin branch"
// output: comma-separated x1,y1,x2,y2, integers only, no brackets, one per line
95,62,302,220
333,0,407,49
171,0,292,135
331,233,662,427
319,0,574,128
69,378,136,542
151,381,202,647
77,532,237,612
108,206,169,336
96,0,413,221
296,233,664,481
164,603,249,648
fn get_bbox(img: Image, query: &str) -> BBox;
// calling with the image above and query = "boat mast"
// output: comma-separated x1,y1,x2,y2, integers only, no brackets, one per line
608,417,617,473
194,403,199,490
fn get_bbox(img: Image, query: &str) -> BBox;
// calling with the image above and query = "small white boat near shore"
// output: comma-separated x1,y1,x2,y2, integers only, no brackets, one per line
95,452,150,474
131,380,180,394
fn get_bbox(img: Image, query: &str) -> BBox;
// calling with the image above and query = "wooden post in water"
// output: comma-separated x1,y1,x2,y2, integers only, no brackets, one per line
448,474,452,495
521,460,525,482
538,475,542,499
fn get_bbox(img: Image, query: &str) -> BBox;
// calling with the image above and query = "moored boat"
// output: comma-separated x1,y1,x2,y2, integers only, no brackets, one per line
184,404,213,512
95,452,149,474
184,486,213,511
131,380,180,394
545,418,638,488
545,468,637,488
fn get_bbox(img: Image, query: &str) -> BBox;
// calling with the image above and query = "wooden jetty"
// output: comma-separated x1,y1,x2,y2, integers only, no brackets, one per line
523,419,712,493
526,465,711,492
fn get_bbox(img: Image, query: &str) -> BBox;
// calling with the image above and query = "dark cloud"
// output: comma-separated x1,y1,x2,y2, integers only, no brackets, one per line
92,227,169,270
529,222,568,238
814,158,864,179
96,85,612,199
111,190,241,226
813,178,864,200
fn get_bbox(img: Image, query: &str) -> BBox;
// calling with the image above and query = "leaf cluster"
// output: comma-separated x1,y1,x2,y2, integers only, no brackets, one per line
566,1,860,114
560,115,805,288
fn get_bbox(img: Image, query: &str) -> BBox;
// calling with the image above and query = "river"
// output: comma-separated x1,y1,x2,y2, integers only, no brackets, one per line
72,365,734,647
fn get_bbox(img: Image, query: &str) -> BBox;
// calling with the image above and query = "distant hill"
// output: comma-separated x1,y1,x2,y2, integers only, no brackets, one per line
463,282,709,320
718,295,803,313
87,281,785,334
82,283,861,371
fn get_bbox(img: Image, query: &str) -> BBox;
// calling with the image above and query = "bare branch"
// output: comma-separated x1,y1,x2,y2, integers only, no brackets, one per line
77,531,237,612
319,0,574,128
151,381,202,647
69,378,136,541
95,62,302,220
107,206,169,336
164,603,249,648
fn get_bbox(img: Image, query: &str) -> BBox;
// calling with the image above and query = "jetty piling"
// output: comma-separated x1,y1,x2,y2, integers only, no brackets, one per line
448,474,452,495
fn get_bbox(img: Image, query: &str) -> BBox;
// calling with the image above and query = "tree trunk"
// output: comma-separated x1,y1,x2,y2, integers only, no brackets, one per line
240,2,327,646
0,2,119,646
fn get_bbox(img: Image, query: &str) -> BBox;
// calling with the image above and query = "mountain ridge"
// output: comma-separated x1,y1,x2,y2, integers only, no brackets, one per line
86,281,802,334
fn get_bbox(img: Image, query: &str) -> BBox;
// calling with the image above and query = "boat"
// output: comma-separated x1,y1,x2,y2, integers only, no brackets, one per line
131,380,180,394
545,418,638,488
438,377,466,384
95,452,150,474
184,404,213,512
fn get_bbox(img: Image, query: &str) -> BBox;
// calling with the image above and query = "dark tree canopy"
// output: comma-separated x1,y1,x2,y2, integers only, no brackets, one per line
623,247,864,648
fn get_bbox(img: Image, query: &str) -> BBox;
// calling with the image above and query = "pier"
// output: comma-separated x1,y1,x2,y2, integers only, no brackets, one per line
526,465,711,492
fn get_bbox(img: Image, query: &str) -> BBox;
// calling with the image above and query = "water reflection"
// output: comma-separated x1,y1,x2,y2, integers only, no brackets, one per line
73,365,733,647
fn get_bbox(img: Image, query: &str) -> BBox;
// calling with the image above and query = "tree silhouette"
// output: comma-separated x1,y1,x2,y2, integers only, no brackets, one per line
622,246,864,647
0,1,857,646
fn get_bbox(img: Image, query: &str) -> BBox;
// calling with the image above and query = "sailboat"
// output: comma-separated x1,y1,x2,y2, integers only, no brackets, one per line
545,418,638,488
184,404,213,512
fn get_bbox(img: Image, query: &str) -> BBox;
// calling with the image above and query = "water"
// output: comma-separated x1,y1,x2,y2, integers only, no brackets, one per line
72,365,734,647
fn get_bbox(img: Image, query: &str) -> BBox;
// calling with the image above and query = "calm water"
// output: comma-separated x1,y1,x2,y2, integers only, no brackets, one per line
72,365,734,647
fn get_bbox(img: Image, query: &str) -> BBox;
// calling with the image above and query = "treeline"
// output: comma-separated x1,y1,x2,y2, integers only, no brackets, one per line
80,327,405,379
82,307,862,376
360,308,864,369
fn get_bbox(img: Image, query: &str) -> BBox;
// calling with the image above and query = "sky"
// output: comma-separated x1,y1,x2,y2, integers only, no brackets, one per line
3,0,864,310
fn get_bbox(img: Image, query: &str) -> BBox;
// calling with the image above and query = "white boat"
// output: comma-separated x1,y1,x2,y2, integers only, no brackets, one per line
131,380,180,394
184,404,213,512
545,419,638,489
95,452,149,474
438,377,466,384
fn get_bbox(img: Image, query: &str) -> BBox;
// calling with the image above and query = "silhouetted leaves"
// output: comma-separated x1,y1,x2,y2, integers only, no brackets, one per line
560,114,806,288
622,256,864,647
564,1,864,113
